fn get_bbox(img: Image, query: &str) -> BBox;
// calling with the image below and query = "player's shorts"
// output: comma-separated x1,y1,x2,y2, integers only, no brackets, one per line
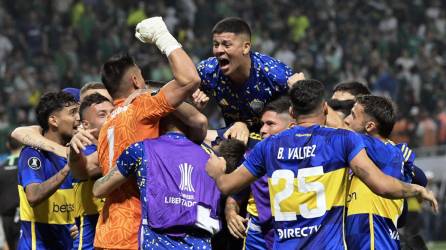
244,215,274,250
72,214,99,250
140,224,211,250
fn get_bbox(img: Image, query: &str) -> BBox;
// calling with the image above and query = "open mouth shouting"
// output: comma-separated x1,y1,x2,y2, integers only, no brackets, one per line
218,57,230,72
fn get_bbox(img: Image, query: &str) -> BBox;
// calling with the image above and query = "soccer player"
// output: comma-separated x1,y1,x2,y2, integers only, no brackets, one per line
93,112,219,249
206,79,438,249
196,17,294,140
95,17,202,249
69,93,114,250
17,91,79,249
225,96,293,250
343,95,406,249
0,135,21,250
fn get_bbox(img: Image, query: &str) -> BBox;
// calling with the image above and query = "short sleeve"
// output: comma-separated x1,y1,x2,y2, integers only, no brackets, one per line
243,139,267,178
344,131,365,162
116,141,145,178
18,148,46,189
133,89,175,122
196,57,218,95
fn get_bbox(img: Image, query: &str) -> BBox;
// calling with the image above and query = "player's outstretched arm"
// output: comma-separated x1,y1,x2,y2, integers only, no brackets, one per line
206,154,257,195
350,149,438,212
12,125,67,158
92,166,127,198
135,17,200,108
26,164,70,207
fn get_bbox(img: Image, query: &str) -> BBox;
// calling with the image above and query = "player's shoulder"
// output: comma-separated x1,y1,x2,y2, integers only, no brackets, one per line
18,146,45,170
395,142,415,162
197,57,219,76
252,52,293,76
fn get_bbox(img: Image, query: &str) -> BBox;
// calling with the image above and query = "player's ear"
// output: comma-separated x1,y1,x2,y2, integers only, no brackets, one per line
242,40,251,55
48,114,58,129
365,121,376,134
81,120,90,129
323,102,328,116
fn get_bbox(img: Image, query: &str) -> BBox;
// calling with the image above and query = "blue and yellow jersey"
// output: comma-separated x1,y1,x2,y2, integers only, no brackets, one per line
346,135,405,250
17,146,74,250
72,144,104,250
244,125,364,249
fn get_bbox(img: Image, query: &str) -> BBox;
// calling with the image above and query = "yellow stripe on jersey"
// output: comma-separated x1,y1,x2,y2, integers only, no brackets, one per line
268,168,348,216
31,221,36,250
78,216,84,250
347,176,403,222
18,185,75,224
73,180,104,217
246,193,258,217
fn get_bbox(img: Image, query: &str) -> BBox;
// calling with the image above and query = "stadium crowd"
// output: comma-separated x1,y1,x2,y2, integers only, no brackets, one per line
0,0,446,152
0,1,444,250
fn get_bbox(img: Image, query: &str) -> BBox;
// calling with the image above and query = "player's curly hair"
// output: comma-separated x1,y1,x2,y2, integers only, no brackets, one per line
356,95,396,138
36,91,77,132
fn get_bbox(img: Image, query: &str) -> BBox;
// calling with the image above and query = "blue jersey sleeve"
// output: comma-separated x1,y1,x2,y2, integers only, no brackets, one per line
116,142,144,178
196,57,218,95
243,139,267,178
344,131,365,162
18,148,46,188
83,144,97,156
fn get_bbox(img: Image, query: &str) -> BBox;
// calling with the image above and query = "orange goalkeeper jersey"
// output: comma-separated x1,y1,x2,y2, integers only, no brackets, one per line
95,89,174,249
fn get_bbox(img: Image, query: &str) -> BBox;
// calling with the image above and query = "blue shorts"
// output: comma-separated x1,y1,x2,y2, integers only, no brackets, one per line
72,214,98,250
140,224,211,250
244,215,274,250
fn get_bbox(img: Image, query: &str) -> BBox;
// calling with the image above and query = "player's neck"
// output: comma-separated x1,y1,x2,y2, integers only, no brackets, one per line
44,130,66,147
370,132,387,143
295,115,326,127
229,56,251,85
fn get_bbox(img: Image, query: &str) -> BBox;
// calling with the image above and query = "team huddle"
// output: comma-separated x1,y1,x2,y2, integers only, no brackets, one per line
10,16,438,250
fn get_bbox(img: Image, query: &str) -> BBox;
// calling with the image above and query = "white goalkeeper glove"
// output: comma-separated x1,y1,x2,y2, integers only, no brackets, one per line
135,16,182,57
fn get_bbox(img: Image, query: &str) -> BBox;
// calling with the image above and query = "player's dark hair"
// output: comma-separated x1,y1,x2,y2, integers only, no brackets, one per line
289,79,325,115
101,54,135,98
212,17,251,39
356,95,396,138
333,81,371,97
216,138,247,174
327,99,356,117
80,93,111,120
80,82,107,95
36,92,77,132
262,96,290,115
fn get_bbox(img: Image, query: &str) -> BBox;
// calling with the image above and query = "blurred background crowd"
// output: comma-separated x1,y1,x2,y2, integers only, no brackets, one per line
0,0,445,246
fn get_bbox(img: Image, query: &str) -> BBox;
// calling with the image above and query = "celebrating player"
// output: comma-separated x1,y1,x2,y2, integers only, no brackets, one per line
17,92,79,249
196,17,294,142
206,79,438,249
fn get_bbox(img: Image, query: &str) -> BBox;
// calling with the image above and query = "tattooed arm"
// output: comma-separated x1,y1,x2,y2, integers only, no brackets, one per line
92,167,127,198
26,165,70,207
350,149,438,212
93,142,143,198
12,125,67,157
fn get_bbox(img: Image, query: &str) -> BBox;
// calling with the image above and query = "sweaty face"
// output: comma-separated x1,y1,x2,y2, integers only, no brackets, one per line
331,91,355,101
260,111,292,139
344,103,368,133
212,32,249,76
52,104,80,143
82,101,114,139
